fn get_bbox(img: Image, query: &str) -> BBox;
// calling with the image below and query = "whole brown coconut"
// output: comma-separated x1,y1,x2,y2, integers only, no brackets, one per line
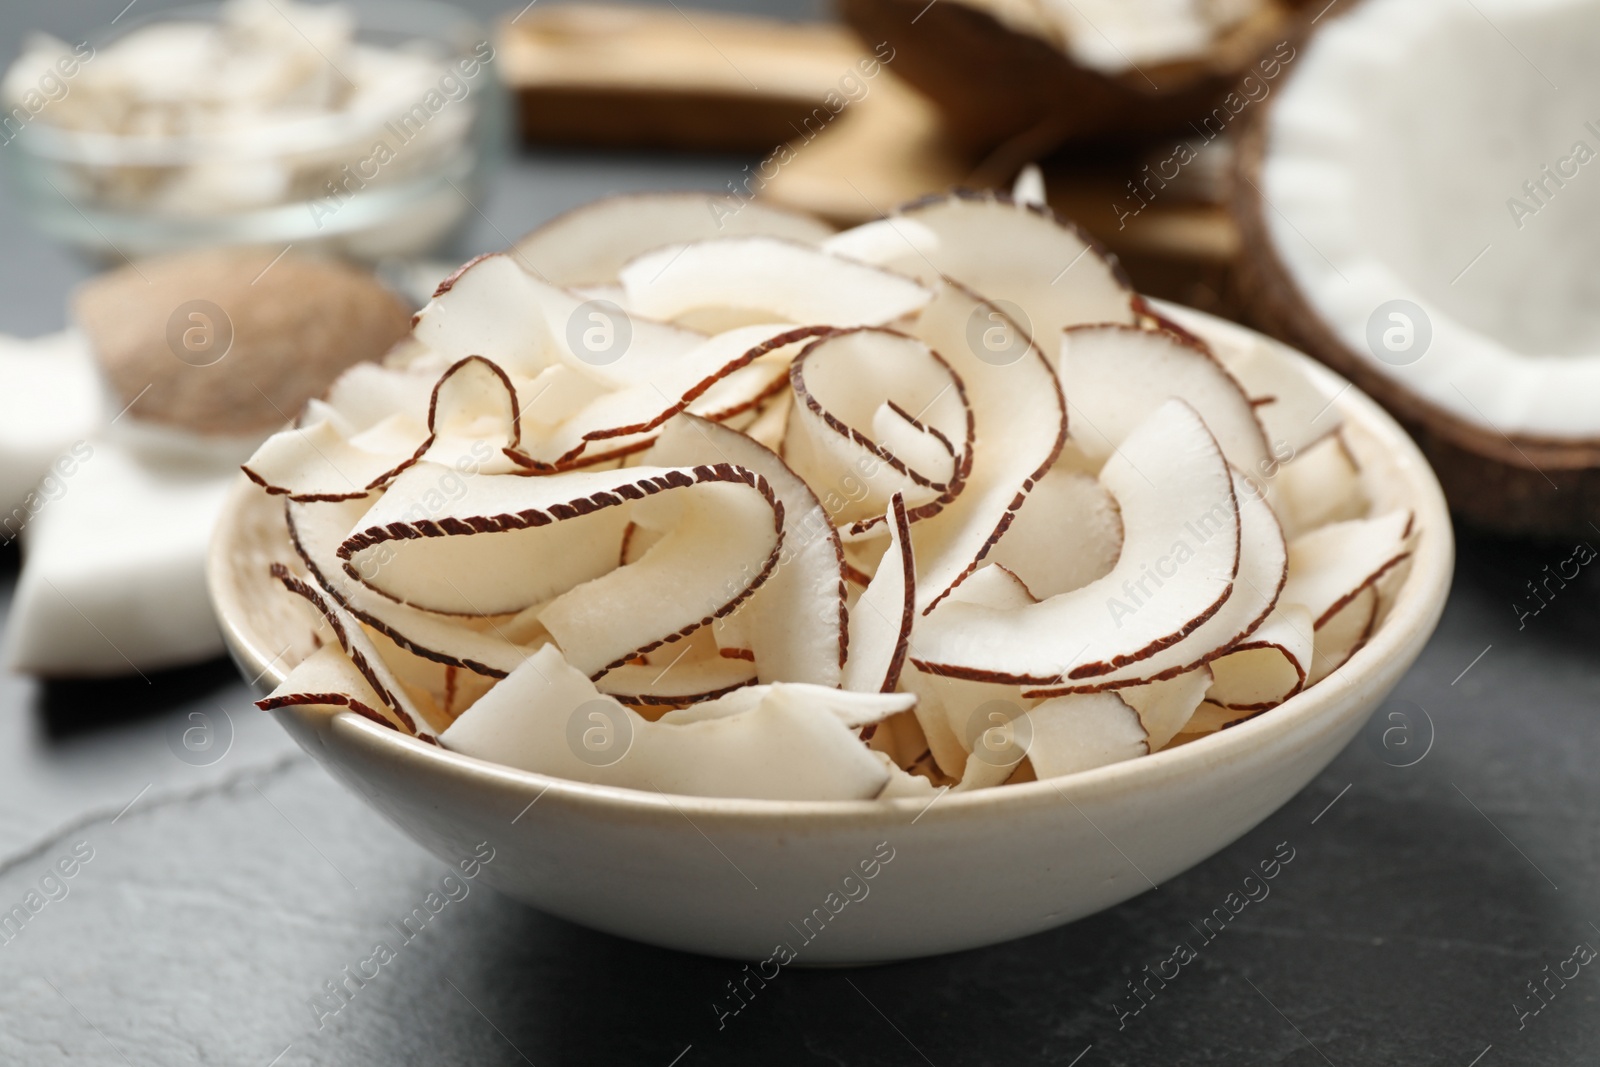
835,0,1305,159
74,248,412,437
1230,10,1600,539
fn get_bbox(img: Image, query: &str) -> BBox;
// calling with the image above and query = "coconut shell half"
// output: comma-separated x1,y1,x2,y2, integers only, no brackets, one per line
835,0,1301,158
1230,5,1600,538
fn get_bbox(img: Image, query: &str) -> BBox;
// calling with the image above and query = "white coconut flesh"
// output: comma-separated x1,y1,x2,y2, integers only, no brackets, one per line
620,236,934,328
510,192,836,289
956,691,1150,792
0,331,100,515
1119,667,1214,752
916,400,1241,686
241,188,1419,801
5,436,235,676
1204,603,1313,713
1261,0,1600,439
440,647,899,801
645,415,846,688
842,493,916,694
823,192,1139,346
285,495,532,679
266,565,437,742
1036,0,1266,73
1280,510,1416,684
1057,324,1270,478
784,328,972,533
904,281,1067,612
1023,468,1286,697
987,467,1122,599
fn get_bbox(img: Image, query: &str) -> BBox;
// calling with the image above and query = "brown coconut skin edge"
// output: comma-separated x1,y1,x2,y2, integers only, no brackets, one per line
1231,98,1600,539
834,0,1300,159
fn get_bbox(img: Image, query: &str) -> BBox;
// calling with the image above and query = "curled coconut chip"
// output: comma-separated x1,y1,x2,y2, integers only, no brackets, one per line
247,186,1419,801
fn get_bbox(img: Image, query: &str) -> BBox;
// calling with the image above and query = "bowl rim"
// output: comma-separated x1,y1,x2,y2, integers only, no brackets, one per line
208,303,1455,824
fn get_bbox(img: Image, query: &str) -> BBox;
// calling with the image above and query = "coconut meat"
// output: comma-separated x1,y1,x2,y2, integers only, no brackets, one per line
1261,0,1600,438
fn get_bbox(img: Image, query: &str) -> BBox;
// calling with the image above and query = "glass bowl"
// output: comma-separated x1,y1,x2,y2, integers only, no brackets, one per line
1,0,506,264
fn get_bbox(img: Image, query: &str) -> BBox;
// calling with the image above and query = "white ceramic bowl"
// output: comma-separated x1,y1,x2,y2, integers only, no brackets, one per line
207,304,1453,963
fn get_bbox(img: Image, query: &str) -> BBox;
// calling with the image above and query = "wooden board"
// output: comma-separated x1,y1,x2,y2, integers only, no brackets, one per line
759,71,1245,316
498,4,1244,314
498,3,866,152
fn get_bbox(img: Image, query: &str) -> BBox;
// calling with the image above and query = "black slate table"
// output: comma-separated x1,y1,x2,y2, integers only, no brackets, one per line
3,1,1598,1063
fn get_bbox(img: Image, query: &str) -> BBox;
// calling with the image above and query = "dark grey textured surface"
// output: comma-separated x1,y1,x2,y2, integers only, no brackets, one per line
4,1,1600,1064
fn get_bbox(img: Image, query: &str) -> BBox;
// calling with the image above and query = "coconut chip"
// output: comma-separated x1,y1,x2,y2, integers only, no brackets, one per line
239,186,1419,801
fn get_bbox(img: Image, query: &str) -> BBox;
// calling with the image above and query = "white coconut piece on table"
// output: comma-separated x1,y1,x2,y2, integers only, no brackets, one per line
440,647,891,801
4,437,233,676
1206,603,1314,712
1275,432,1368,538
783,328,972,534
1038,0,1264,72
823,191,1139,344
1250,0,1600,447
511,193,836,288
1057,324,1270,478
843,493,915,694
619,237,933,328
904,281,1067,612
916,399,1238,686
987,466,1122,599
646,414,846,686
0,331,101,518
1119,667,1214,751
286,496,531,679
